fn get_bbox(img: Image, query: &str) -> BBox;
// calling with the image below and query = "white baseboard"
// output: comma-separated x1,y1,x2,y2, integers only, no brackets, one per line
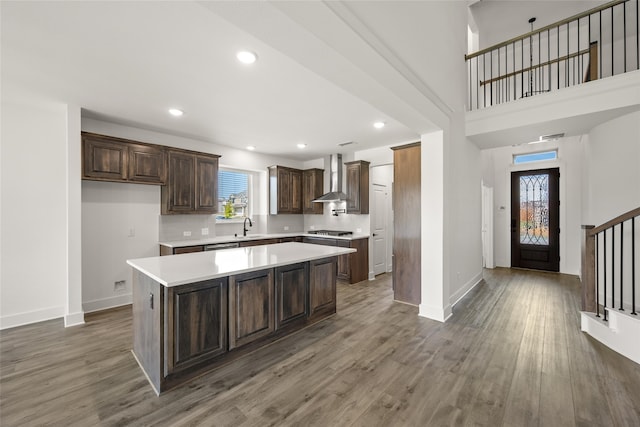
83,294,132,313
64,311,85,327
419,303,453,323
0,306,65,330
450,272,484,307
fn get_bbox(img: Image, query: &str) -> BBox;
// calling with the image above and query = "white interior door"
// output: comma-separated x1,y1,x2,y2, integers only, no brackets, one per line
372,183,388,276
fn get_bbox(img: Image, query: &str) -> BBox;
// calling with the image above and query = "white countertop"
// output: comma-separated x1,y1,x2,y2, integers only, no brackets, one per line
128,242,356,287
159,232,370,248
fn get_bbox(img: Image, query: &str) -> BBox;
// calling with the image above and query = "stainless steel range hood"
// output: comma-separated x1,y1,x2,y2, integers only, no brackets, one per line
312,154,347,202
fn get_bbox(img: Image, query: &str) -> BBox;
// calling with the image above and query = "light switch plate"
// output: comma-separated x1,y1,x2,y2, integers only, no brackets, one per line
201,228,209,235
183,231,192,237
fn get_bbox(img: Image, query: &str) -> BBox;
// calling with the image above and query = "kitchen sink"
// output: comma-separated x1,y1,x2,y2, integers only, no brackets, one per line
234,234,266,239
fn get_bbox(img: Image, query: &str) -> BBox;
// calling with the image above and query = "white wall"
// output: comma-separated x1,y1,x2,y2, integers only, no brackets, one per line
81,181,160,312
481,136,586,275
1,101,69,328
584,111,640,225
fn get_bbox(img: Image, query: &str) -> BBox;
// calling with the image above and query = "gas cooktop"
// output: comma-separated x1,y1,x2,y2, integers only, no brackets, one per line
307,230,353,236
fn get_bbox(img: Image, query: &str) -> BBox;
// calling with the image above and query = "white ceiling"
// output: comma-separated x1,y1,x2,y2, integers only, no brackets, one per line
1,1,420,161
2,1,625,160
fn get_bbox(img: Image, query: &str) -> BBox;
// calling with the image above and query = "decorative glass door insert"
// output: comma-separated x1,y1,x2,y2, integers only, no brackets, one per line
519,174,549,245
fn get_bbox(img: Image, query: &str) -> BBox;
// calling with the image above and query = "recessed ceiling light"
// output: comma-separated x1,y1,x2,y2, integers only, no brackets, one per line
246,145,256,151
373,121,385,129
297,143,307,149
169,108,184,117
237,51,257,64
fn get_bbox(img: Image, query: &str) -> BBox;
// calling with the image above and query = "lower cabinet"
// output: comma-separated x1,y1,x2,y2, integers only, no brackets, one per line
309,257,337,321
166,279,228,374
229,269,275,350
275,263,309,330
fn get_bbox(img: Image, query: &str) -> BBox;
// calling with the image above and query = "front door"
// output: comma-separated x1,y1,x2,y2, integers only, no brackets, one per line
511,168,560,272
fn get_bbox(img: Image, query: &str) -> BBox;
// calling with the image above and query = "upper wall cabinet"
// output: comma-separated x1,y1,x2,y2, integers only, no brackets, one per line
302,168,324,215
344,160,370,214
269,166,302,214
82,132,166,184
161,149,220,215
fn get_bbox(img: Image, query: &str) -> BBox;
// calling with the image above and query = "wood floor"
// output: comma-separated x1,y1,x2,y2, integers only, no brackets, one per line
2,268,639,426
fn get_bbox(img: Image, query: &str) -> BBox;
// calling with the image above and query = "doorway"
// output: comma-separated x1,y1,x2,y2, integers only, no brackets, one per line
510,168,560,272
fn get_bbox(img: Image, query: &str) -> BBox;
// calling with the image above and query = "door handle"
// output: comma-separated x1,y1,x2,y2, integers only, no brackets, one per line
373,233,378,236
511,219,517,232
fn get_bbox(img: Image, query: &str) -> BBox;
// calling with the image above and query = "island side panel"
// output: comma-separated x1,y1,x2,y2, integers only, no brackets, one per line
132,270,164,395
309,257,337,322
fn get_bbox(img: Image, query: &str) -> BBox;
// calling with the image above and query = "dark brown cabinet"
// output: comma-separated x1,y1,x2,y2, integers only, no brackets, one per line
302,168,324,214
166,279,228,374
82,132,166,184
392,142,421,305
344,160,370,214
161,149,219,215
275,263,309,330
269,166,302,214
308,257,337,322
228,269,275,350
302,237,369,284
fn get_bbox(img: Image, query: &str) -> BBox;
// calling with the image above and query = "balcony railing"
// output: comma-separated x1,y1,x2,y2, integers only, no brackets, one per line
465,0,640,111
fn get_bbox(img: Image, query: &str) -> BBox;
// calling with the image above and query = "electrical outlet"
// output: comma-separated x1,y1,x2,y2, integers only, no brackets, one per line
309,225,315,230
201,228,209,236
284,226,289,231
183,231,191,237
356,228,362,233
114,280,126,292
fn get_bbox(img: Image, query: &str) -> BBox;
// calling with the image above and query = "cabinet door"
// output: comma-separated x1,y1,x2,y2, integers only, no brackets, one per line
290,169,302,214
309,257,337,321
277,168,292,213
166,279,228,374
195,155,218,213
83,135,128,181
238,238,279,247
128,144,166,184
163,151,195,214
173,246,204,255
303,169,324,214
275,263,308,330
345,161,370,214
229,269,275,349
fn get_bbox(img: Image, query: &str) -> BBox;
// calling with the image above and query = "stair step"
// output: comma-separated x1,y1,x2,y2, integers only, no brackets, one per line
581,310,640,365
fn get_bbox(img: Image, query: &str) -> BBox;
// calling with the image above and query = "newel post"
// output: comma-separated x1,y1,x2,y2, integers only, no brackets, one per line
581,225,596,312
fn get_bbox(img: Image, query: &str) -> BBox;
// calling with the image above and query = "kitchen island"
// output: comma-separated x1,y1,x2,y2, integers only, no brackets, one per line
127,242,355,394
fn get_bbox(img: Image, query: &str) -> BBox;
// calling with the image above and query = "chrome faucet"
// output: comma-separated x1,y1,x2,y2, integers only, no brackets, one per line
243,217,253,237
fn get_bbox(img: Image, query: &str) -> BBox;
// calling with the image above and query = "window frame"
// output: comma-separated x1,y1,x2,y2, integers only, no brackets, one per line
216,167,254,224
513,149,558,165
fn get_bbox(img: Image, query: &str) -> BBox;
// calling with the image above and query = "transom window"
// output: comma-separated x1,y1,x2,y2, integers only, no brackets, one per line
513,150,557,165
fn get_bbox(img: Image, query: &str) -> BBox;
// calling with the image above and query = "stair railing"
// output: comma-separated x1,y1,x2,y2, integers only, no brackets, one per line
466,0,640,111
582,207,640,320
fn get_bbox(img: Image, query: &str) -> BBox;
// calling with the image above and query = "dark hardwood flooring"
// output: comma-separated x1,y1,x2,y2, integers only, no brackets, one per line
2,268,639,426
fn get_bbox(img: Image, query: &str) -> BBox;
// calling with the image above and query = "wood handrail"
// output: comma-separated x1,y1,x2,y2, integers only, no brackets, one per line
589,207,640,236
479,43,595,86
465,0,628,60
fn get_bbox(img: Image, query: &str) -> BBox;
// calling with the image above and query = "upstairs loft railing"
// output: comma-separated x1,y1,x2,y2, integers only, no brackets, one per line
465,0,640,111
582,207,640,319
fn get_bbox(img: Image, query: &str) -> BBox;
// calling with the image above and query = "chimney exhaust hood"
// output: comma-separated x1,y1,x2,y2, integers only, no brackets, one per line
312,154,347,203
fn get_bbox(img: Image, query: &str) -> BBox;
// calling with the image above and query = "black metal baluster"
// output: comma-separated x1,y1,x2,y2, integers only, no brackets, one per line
612,225,615,313
490,51,493,106
522,38,525,96
600,10,603,79
604,229,608,321
632,217,637,315
513,41,516,101
483,53,487,108
469,60,472,110
548,29,551,91
612,6,615,75
557,26,560,89
624,1,627,73
498,47,501,103
636,0,639,71
476,57,480,110
620,221,624,310
567,22,570,87
596,233,600,317
578,16,581,84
